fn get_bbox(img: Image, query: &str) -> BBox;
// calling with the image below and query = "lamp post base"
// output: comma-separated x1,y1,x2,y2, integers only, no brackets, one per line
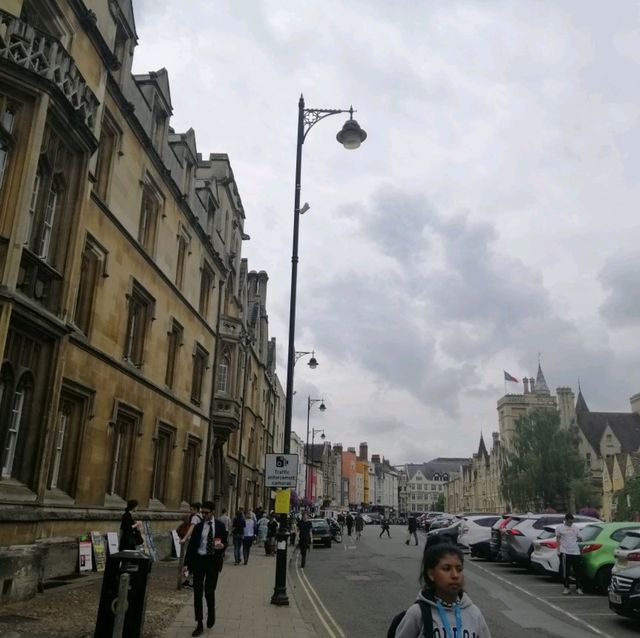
270,516,290,606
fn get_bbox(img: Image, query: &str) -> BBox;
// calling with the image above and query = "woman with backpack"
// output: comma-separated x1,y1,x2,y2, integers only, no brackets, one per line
391,544,491,637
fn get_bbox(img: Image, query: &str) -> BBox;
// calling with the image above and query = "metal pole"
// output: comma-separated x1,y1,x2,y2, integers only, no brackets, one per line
305,395,311,501
112,572,130,638
272,95,304,607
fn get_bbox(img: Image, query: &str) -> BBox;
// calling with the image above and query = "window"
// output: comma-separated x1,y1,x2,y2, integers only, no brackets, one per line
165,320,183,388
206,200,216,238
0,96,17,195
191,344,209,405
74,235,107,335
1,383,25,478
151,424,174,502
49,387,90,495
175,228,190,289
37,181,59,259
199,263,214,317
94,113,119,201
124,281,155,367
184,160,193,203
138,183,161,254
24,170,40,245
216,349,230,393
181,436,200,503
109,406,140,498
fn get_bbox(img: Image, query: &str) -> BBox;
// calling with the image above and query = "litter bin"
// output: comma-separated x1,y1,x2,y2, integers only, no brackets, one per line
94,549,152,638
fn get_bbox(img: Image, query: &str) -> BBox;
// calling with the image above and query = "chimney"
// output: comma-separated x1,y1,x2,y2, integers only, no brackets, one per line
247,270,258,299
333,443,343,454
257,270,268,307
523,378,529,394
371,454,381,464
359,442,368,461
347,447,356,454
529,377,535,392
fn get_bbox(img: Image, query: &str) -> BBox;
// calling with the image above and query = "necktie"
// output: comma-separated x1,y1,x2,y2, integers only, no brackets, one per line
206,522,214,555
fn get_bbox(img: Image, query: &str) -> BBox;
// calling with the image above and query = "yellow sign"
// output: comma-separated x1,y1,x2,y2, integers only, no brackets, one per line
274,489,291,514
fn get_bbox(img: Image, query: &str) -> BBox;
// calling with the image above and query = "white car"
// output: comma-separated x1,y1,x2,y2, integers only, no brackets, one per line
613,529,640,572
530,522,592,577
458,514,500,558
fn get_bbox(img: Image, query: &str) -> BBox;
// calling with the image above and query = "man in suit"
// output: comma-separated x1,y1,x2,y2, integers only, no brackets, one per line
184,500,228,637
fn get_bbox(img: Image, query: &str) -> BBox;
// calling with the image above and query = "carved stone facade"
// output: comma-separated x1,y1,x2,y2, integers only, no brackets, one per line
0,0,284,602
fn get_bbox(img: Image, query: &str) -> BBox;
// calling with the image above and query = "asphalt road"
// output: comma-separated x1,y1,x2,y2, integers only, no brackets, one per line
290,525,640,638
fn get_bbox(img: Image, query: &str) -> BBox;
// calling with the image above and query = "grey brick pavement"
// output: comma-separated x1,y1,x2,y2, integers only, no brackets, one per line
163,550,318,638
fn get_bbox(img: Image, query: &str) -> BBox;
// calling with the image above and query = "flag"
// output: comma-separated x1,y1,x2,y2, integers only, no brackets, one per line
504,371,519,383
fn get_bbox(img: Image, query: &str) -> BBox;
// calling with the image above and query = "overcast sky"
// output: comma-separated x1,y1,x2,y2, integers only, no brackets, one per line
131,0,640,464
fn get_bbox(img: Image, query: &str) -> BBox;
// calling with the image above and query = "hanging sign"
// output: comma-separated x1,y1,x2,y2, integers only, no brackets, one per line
275,488,291,514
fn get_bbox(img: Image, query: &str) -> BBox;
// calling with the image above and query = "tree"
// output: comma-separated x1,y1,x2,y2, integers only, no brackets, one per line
613,477,640,521
500,408,585,511
435,494,445,512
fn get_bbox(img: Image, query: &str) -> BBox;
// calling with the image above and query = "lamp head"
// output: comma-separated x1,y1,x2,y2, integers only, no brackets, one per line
337,110,367,150
320,432,326,440
319,401,326,412
308,353,318,369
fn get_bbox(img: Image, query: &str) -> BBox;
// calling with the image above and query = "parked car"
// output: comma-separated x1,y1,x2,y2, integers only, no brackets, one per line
530,522,593,577
503,514,599,566
458,514,500,559
578,522,640,592
489,515,515,561
310,519,333,547
361,513,373,524
425,519,462,549
428,515,456,532
610,536,640,619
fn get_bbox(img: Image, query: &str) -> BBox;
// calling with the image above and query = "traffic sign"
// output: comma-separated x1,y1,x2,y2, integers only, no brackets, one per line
265,453,298,487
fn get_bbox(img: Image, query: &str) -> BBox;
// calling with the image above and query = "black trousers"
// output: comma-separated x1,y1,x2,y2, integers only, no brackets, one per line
379,526,391,538
242,536,254,563
192,555,220,622
299,544,309,567
561,553,583,589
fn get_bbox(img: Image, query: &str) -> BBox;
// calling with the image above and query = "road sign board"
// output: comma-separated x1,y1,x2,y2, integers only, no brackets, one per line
265,453,299,487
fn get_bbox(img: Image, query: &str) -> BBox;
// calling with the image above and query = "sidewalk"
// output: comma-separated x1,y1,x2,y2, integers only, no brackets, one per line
163,550,318,638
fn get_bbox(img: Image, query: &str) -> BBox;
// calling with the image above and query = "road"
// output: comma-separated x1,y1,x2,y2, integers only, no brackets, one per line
290,525,640,638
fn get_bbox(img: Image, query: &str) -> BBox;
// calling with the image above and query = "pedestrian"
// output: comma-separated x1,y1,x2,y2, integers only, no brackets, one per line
218,508,230,534
231,509,245,565
242,508,256,564
266,511,278,555
179,502,203,588
255,503,264,523
379,516,392,539
119,499,143,551
297,511,313,568
184,500,228,637
355,513,365,540
257,510,269,547
393,544,491,637
556,513,584,595
406,515,419,546
346,512,354,536
337,512,345,533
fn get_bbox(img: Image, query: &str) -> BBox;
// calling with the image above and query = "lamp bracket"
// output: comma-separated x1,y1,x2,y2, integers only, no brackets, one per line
303,107,355,142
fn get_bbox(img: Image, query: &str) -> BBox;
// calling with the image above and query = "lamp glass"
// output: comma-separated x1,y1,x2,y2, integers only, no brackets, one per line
308,356,318,369
319,402,326,412
340,130,362,150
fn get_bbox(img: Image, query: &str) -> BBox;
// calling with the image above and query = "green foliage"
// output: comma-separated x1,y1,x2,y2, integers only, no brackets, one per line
613,477,640,521
500,409,585,511
570,477,602,511
435,494,445,511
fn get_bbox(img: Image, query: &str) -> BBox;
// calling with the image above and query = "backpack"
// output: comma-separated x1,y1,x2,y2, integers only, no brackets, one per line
387,600,433,638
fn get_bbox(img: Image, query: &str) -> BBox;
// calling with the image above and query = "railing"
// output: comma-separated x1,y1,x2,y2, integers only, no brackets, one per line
0,10,99,130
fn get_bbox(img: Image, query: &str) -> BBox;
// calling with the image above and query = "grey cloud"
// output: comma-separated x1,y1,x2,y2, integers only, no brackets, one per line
599,253,640,327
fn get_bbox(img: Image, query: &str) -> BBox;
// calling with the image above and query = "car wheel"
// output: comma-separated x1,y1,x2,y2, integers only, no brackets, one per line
595,565,612,593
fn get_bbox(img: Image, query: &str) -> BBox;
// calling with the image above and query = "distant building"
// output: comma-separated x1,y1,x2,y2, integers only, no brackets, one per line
401,458,467,513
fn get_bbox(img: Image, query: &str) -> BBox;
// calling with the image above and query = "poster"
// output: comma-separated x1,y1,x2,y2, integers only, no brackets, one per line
106,531,119,555
275,488,291,514
90,531,106,572
141,521,158,561
171,530,181,558
78,535,93,572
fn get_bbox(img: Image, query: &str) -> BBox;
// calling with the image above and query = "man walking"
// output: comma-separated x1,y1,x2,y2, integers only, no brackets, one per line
379,516,391,539
556,513,584,595
184,500,228,636
297,511,313,568
355,513,364,540
406,515,419,546
346,512,354,537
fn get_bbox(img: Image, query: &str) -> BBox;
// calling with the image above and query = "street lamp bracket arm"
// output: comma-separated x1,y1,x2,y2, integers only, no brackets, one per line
303,107,355,143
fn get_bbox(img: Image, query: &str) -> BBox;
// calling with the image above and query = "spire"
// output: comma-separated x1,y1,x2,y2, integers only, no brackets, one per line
535,363,550,395
575,389,589,414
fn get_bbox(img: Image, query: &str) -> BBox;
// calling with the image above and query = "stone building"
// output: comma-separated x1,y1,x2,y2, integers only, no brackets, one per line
401,458,465,514
0,0,283,602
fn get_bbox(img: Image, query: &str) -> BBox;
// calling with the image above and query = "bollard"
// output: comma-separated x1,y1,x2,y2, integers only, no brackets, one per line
112,572,129,638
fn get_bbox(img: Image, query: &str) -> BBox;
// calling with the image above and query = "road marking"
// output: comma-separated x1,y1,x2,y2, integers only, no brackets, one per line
293,555,346,638
469,562,615,638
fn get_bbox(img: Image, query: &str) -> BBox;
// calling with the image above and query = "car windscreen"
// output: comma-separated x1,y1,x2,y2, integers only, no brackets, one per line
537,529,556,540
579,524,602,542
619,532,640,550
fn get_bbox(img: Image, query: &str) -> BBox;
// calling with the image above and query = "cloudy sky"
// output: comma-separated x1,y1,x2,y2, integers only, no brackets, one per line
131,0,640,464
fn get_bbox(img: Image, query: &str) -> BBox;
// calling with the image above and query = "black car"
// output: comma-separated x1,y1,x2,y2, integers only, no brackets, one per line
425,520,461,549
311,519,332,547
610,565,640,618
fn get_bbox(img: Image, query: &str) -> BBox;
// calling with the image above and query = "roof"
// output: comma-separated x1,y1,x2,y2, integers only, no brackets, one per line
576,399,640,454
534,363,550,395
405,458,469,480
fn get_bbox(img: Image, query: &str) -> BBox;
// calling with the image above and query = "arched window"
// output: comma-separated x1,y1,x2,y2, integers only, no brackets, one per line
216,349,230,393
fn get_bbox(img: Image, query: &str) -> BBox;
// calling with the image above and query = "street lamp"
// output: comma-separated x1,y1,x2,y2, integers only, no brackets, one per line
295,350,319,369
305,397,326,501
273,95,366,607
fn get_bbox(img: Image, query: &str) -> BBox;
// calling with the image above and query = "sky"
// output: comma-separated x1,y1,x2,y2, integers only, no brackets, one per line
130,0,640,464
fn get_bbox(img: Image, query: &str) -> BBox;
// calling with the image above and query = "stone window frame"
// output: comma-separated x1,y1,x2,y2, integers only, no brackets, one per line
150,419,176,503
73,233,109,337
123,279,156,368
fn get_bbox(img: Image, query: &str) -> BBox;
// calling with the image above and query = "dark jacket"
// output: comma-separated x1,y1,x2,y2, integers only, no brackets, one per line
185,518,228,571
231,514,246,538
408,517,418,532
119,511,142,550
297,520,312,548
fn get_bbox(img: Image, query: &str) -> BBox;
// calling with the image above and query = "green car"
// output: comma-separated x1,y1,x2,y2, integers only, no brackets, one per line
578,522,640,592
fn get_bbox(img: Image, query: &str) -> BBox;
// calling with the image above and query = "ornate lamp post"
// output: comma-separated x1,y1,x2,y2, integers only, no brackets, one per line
305,397,326,501
272,95,366,607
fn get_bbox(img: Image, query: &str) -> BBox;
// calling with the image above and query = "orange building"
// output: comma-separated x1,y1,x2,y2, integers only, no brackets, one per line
342,447,357,507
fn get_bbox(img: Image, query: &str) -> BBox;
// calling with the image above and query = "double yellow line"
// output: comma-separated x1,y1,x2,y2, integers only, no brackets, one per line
292,552,346,638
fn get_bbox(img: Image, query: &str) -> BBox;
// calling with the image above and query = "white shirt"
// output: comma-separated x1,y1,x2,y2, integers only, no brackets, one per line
197,519,216,556
245,516,256,537
556,523,581,555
